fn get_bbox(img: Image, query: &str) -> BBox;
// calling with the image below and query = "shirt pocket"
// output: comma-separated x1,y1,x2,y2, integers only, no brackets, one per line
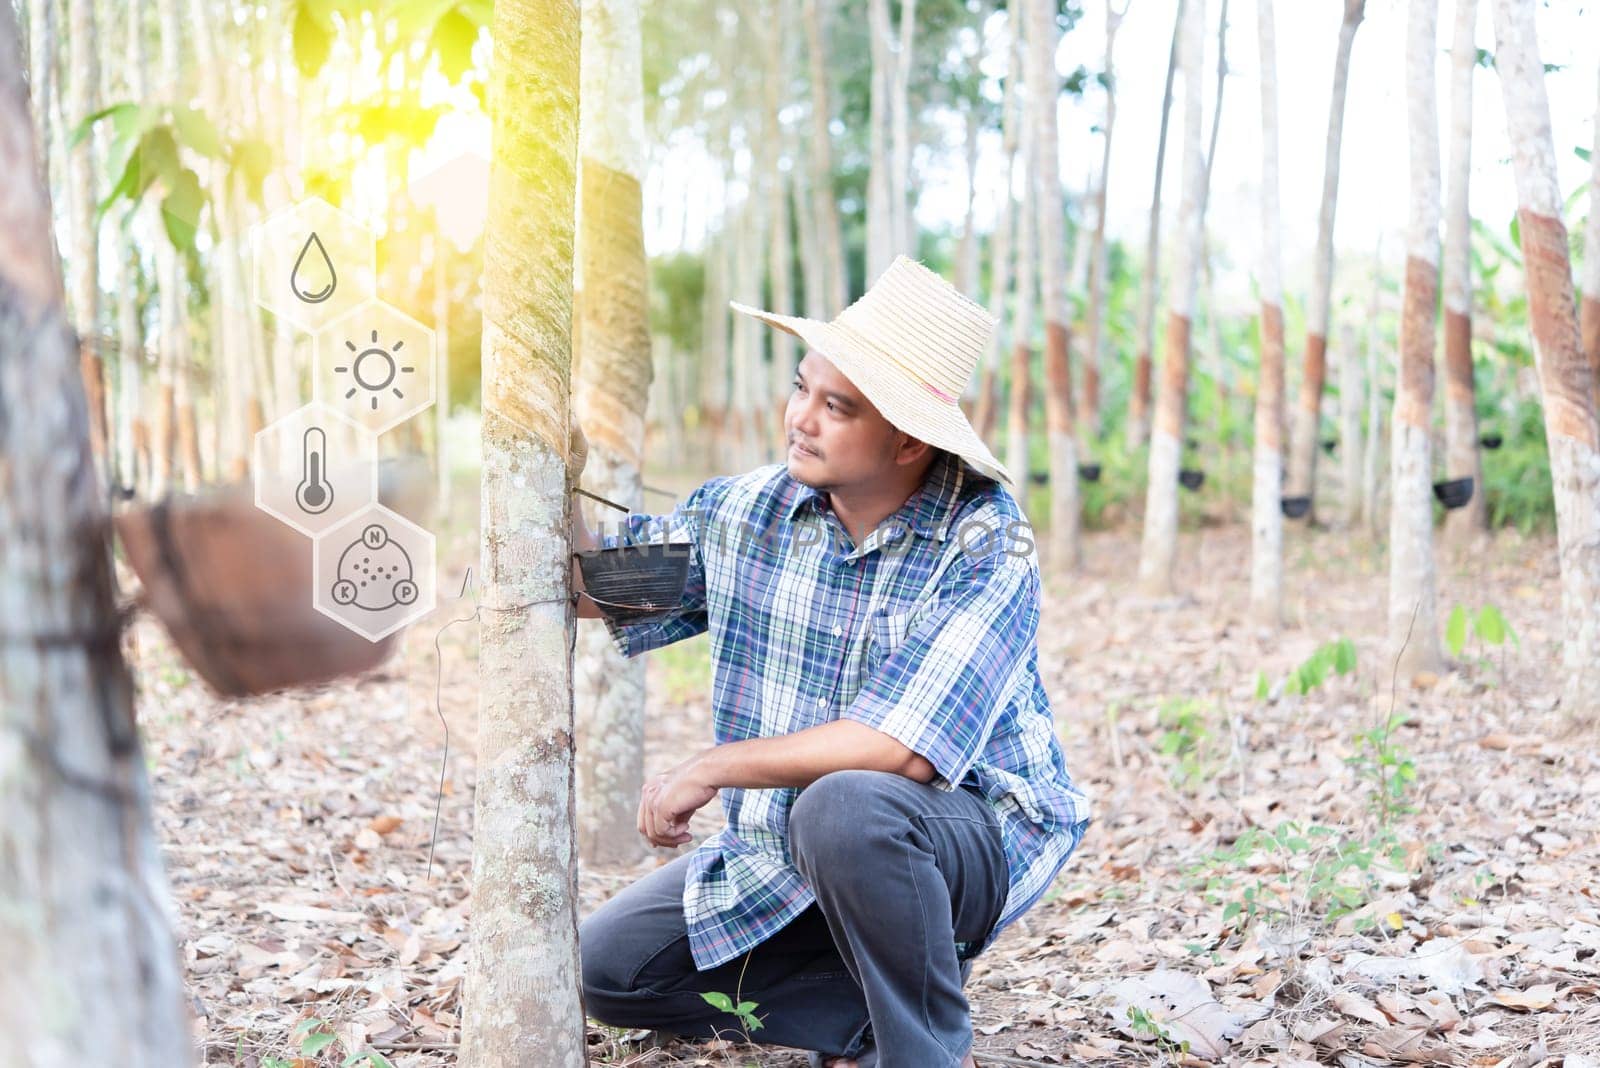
865,599,937,675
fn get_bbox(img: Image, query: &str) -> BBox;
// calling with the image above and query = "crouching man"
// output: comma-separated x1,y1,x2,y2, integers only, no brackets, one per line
571,258,1091,1068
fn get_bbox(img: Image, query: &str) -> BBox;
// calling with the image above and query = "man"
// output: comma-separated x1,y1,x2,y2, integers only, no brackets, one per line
572,257,1091,1068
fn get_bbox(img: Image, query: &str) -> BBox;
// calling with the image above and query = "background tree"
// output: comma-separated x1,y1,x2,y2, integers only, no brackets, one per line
803,0,850,309
1251,0,1286,628
462,0,586,1061
1127,0,1183,449
1491,0,1600,719
1285,0,1365,522
1442,0,1487,540
0,5,191,1060
574,0,651,867
1137,0,1206,596
1028,0,1079,570
1582,64,1600,411
1389,0,1444,680
1080,0,1126,445
1006,21,1036,488
974,13,1021,444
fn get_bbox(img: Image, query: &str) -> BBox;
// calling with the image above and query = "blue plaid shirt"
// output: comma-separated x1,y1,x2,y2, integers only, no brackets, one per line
601,451,1091,971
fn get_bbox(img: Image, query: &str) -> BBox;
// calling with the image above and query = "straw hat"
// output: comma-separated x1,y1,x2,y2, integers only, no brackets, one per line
730,255,1013,487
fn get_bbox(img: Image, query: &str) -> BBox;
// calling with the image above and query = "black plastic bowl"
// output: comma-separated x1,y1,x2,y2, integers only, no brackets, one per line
1281,495,1311,519
575,543,691,625
1433,477,1474,510
1320,437,1338,456
1178,468,1206,491
1479,432,1504,450
1077,462,1103,482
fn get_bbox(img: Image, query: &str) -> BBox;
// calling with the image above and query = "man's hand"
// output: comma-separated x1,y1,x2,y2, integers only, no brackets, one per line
637,757,718,849
569,421,590,481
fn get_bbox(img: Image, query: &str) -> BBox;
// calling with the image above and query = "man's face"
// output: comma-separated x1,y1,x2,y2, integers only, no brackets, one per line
784,350,925,492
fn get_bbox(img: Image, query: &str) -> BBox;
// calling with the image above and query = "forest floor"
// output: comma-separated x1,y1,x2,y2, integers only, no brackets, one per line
133,513,1600,1068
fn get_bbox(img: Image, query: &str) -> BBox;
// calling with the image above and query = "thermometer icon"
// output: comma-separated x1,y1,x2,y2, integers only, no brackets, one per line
295,426,334,514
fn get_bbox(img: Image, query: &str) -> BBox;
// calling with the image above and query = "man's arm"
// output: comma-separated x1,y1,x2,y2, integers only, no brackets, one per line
639,721,936,847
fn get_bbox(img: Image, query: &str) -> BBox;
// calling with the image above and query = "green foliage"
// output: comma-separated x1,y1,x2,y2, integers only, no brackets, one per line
1279,638,1357,697
1193,822,1403,932
1125,1005,1190,1059
1347,713,1417,822
1446,603,1519,658
700,991,763,1033
1155,696,1215,791
283,1018,394,1067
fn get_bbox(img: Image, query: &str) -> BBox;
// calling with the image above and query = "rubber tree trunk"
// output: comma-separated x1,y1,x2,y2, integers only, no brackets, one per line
462,0,586,1060
0,8,191,1060
66,0,109,482
1005,21,1036,489
1127,0,1183,450
1081,3,1124,444
1442,0,1487,541
1389,0,1445,681
1581,62,1600,413
761,3,797,421
891,0,917,256
1286,0,1365,522
1491,0,1600,720
574,0,650,869
1338,324,1364,526
1137,0,1207,596
802,0,850,309
1026,0,1079,569
974,16,1022,445
1361,252,1386,536
1250,0,1286,629
112,0,147,497
866,0,894,279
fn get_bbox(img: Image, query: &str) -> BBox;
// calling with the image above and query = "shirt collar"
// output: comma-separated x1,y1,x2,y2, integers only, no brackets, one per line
782,450,969,542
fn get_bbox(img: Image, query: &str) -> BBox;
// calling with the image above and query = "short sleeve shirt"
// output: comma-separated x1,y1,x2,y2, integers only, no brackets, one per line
599,451,1092,971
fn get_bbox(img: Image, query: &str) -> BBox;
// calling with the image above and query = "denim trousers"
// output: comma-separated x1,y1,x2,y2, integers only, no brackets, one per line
579,769,1009,1068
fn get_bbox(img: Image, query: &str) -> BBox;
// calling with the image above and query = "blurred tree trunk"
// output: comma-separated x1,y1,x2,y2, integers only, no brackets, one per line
1005,23,1035,489
574,0,649,868
110,0,147,497
1286,0,1364,522
1027,0,1079,570
66,0,109,480
23,0,52,185
1127,0,1182,450
0,8,192,1060
1137,0,1206,597
1442,0,1487,541
1389,0,1444,681
792,121,830,320
955,100,981,295
1338,324,1364,525
1250,0,1285,628
974,17,1021,445
802,0,849,308
463,0,586,1061
1491,0,1600,720
1581,63,1600,412
1361,252,1387,535
761,4,797,421
890,0,917,256
1081,2,1125,445
729,195,765,467
866,0,894,278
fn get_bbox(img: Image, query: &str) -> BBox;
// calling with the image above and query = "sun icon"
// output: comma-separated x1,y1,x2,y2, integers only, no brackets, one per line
336,330,415,411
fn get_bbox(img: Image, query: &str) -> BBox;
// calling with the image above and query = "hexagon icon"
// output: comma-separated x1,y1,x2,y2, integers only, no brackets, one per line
252,197,377,333
254,403,378,537
313,300,437,434
313,505,437,642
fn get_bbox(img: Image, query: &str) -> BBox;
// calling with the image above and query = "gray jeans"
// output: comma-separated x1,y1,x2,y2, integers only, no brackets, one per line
579,769,1009,1067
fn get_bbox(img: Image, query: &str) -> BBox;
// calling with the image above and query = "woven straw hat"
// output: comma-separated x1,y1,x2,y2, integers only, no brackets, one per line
730,256,1013,487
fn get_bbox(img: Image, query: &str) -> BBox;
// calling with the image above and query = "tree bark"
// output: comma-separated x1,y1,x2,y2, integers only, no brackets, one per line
866,0,894,279
1026,0,1078,569
1389,0,1445,681
802,0,849,308
462,0,587,1060
1581,61,1600,413
574,0,650,869
1137,0,1207,597
0,6,192,1060
1081,3,1124,444
66,0,109,481
1127,0,1184,450
1361,251,1386,536
761,2,797,419
1250,0,1285,629
975,16,1022,446
1491,0,1600,720
891,0,917,256
1006,11,1035,488
1339,323,1364,526
1443,0,1487,541
1286,0,1365,521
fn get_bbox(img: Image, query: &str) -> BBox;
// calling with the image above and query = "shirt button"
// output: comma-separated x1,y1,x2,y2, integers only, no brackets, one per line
832,625,843,638
817,696,827,708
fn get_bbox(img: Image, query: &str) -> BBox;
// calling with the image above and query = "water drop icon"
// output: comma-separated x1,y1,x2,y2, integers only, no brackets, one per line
290,231,337,304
